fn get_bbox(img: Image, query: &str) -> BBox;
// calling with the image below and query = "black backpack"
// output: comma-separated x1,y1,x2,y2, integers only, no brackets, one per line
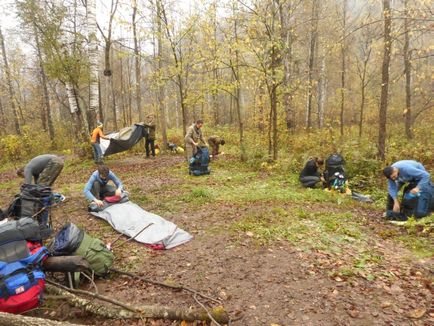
189,147,210,176
7,184,53,227
324,154,346,191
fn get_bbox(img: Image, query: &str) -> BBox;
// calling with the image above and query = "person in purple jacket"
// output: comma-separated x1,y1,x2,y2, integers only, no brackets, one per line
83,164,123,207
383,160,432,219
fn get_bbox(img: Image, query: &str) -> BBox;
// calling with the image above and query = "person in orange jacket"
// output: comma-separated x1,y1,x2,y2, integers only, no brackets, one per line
91,122,109,163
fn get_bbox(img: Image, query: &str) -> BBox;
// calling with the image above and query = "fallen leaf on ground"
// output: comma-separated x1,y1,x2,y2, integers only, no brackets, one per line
381,301,392,308
407,308,426,319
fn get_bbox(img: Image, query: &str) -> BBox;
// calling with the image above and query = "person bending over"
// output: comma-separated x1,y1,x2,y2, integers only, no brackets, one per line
17,154,64,187
299,157,324,188
184,119,207,162
383,160,432,219
208,135,225,158
83,164,123,207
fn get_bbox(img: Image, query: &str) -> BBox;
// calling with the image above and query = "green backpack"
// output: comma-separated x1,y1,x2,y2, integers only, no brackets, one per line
74,232,114,277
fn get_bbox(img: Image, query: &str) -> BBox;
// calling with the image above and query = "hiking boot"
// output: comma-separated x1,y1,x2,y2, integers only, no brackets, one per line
386,210,408,221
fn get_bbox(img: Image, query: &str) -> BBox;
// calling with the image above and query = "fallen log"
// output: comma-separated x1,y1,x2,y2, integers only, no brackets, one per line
46,282,229,324
42,256,90,273
0,312,81,326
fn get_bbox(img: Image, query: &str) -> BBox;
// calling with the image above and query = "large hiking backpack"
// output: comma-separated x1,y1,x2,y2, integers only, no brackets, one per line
7,184,53,227
324,154,346,192
52,223,114,277
189,147,210,176
0,219,48,314
401,185,434,219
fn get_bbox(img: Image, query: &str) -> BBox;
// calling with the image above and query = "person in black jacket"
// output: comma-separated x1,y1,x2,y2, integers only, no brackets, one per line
299,157,324,188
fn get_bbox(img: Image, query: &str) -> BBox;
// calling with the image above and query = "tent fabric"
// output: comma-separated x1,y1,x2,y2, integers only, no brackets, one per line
90,201,192,249
100,123,146,156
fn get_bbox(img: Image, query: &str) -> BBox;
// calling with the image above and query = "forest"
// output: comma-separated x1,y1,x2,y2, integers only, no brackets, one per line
0,0,433,325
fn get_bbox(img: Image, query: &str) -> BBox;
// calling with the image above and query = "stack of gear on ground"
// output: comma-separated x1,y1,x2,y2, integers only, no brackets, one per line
0,218,49,313
189,146,211,176
7,184,53,233
51,223,114,278
323,154,347,193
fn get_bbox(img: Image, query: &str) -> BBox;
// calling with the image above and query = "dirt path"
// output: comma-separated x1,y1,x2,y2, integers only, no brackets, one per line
1,154,432,325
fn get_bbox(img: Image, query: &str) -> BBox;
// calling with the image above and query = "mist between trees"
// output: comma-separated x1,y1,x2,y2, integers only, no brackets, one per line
0,0,432,163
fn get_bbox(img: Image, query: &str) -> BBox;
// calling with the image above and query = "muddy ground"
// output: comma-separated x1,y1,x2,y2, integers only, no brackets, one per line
1,154,432,325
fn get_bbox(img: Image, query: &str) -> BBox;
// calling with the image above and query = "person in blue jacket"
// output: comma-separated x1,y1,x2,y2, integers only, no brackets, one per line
383,160,433,219
83,164,123,207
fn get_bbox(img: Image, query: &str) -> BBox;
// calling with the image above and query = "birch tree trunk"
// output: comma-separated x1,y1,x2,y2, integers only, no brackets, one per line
317,54,327,129
0,26,21,134
87,0,99,129
377,0,392,160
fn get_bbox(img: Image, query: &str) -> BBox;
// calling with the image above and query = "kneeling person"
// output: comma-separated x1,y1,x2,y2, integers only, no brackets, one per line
83,164,123,207
299,157,324,188
17,154,64,187
208,135,225,157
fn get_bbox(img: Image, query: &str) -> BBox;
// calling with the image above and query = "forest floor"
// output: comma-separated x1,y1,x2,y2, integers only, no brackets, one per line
0,153,432,326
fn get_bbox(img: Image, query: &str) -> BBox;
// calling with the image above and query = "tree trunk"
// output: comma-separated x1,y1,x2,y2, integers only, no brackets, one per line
280,1,294,131
0,98,6,135
34,25,55,144
306,0,318,130
132,0,144,121
359,76,366,138
0,26,21,134
232,2,245,161
87,0,99,129
317,54,326,128
160,2,188,136
340,0,347,136
377,0,392,160
156,0,168,148
0,312,80,326
65,82,87,141
403,0,413,139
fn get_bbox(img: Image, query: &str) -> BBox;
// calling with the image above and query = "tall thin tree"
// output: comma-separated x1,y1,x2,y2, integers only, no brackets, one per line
378,0,392,160
0,26,21,134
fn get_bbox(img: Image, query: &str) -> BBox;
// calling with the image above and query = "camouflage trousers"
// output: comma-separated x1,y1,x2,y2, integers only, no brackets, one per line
37,156,64,187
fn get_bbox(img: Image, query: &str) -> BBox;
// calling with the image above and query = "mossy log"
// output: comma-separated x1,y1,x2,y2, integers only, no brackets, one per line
0,312,81,326
46,283,229,324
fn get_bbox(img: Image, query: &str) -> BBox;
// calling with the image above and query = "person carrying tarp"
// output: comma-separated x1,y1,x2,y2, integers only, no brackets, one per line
184,119,207,162
83,164,123,208
144,114,156,158
383,160,433,220
91,122,109,163
299,157,324,188
16,154,64,187
208,135,225,158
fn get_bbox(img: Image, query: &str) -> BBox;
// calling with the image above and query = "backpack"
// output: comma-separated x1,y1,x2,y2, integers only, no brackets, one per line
0,222,48,314
189,147,211,176
7,184,53,227
51,223,113,277
74,233,114,277
324,154,346,191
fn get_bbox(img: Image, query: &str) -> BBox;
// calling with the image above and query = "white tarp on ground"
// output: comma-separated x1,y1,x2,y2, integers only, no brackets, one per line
91,201,192,249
